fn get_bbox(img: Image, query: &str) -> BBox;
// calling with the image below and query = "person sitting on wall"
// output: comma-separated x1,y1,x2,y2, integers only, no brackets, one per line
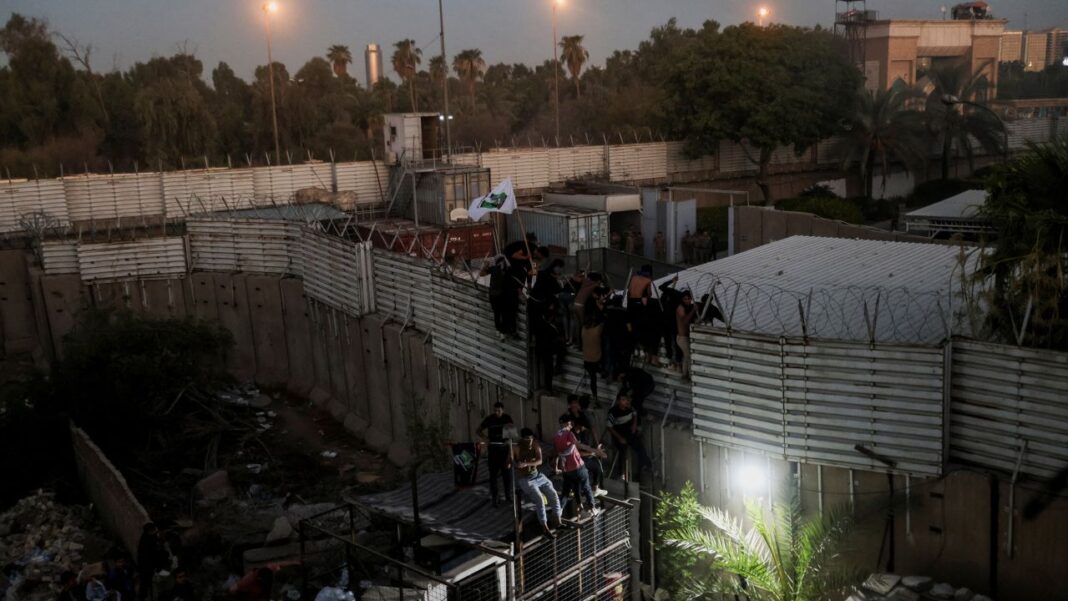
554,415,605,519
477,402,515,508
513,428,562,538
607,392,653,479
615,365,654,417
533,301,567,393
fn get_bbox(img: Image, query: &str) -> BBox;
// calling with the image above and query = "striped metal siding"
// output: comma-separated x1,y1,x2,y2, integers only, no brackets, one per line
690,327,946,476
783,340,945,476
428,272,529,396
717,141,756,173
480,150,551,192
162,169,256,218
816,136,847,164
554,349,693,421
691,330,787,456
950,339,1068,479
64,173,164,223
450,152,482,168
40,241,80,275
371,249,434,325
77,237,187,282
0,179,69,234
1007,118,1053,148
251,164,335,201
770,145,812,166
333,161,387,206
665,141,716,175
549,146,607,182
607,143,668,182
187,218,300,274
299,230,373,316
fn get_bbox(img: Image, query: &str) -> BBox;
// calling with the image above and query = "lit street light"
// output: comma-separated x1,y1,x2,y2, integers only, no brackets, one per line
263,1,281,165
758,6,770,26
552,0,563,143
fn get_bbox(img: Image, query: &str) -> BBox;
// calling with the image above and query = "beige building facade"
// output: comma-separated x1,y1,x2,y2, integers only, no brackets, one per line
863,19,1005,92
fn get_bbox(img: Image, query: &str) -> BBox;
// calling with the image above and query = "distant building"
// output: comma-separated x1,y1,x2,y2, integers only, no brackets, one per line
364,43,383,88
1047,28,1068,67
1023,31,1049,70
863,18,1005,93
1000,30,1023,63
1001,28,1068,71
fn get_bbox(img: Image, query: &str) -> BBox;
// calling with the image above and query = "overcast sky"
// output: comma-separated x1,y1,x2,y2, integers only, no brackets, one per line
5,0,1066,83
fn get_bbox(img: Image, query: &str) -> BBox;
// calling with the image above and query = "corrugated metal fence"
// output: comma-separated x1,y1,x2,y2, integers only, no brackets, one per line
950,340,1068,479
689,328,946,477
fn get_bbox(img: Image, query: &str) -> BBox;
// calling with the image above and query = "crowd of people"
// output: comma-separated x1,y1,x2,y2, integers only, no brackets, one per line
476,392,654,537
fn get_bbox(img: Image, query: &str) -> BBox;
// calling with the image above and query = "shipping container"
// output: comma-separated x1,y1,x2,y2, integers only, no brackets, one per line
506,203,610,256
404,166,492,227
543,191,641,213
356,218,494,262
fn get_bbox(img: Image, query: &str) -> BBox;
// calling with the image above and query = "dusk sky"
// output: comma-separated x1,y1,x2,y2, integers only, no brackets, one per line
5,0,1066,83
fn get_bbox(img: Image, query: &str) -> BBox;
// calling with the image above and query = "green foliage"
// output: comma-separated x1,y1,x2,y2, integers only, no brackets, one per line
42,309,233,463
664,484,862,601
840,80,927,201
403,393,453,473
925,60,1006,180
998,62,1068,100
778,196,864,224
975,137,1068,349
654,482,705,598
662,23,861,200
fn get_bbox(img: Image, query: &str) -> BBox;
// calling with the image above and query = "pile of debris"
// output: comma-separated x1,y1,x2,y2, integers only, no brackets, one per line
0,491,108,600
851,574,994,601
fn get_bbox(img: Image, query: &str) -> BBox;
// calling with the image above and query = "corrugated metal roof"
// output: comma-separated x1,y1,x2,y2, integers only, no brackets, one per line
660,236,980,344
906,189,987,220
203,202,348,222
517,203,608,218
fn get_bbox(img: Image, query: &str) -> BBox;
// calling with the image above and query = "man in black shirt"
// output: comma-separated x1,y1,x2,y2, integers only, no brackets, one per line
615,365,655,416
607,392,653,479
478,402,515,507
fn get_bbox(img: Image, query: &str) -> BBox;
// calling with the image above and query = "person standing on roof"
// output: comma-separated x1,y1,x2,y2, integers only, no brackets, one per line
581,296,606,398
477,402,515,508
513,428,562,538
658,275,683,371
554,415,604,519
572,272,603,347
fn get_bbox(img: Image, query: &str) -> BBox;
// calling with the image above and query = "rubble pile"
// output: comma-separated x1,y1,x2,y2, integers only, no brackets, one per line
0,491,103,598
850,574,995,601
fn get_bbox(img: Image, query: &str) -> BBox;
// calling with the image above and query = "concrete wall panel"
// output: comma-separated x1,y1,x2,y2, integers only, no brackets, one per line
784,212,814,237
360,314,392,453
213,273,256,381
141,279,185,318
188,273,219,322
383,323,412,465
809,218,841,238
733,206,764,253
325,309,349,405
40,274,84,356
27,267,55,362
0,250,39,355
308,303,332,400
246,275,290,387
279,278,315,396
762,210,787,244
342,314,369,422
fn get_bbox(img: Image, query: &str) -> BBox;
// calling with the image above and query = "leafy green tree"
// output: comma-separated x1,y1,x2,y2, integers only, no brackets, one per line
665,486,861,601
655,482,704,598
924,60,1006,180
327,44,352,79
392,39,422,111
452,48,486,113
841,80,928,201
211,62,252,158
560,35,589,97
976,137,1068,349
662,23,861,202
130,55,218,163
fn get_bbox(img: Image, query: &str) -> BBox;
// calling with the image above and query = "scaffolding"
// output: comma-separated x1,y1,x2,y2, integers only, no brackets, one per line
297,469,636,601
834,0,873,69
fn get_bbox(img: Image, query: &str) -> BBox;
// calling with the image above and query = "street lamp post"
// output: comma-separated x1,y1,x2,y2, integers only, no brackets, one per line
438,0,452,160
263,2,281,165
941,94,1009,164
552,0,562,143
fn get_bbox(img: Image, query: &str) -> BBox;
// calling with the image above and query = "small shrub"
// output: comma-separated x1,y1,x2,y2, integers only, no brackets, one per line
654,482,704,598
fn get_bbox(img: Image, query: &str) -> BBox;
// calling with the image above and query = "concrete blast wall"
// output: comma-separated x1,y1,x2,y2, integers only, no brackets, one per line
731,205,934,255
70,424,152,555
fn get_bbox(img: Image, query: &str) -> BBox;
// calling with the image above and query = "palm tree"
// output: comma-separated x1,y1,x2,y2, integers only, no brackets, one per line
559,35,589,97
429,55,447,106
665,488,861,601
924,60,1006,180
326,44,352,79
391,39,422,111
841,80,928,201
452,48,486,112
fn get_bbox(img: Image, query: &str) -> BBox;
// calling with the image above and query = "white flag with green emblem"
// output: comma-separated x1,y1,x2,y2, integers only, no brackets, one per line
468,177,517,221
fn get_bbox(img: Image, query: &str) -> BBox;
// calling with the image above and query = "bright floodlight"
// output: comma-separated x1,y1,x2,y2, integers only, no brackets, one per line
758,7,770,17
265,1,279,13
737,463,767,495
555,0,565,6
1063,56,1068,67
